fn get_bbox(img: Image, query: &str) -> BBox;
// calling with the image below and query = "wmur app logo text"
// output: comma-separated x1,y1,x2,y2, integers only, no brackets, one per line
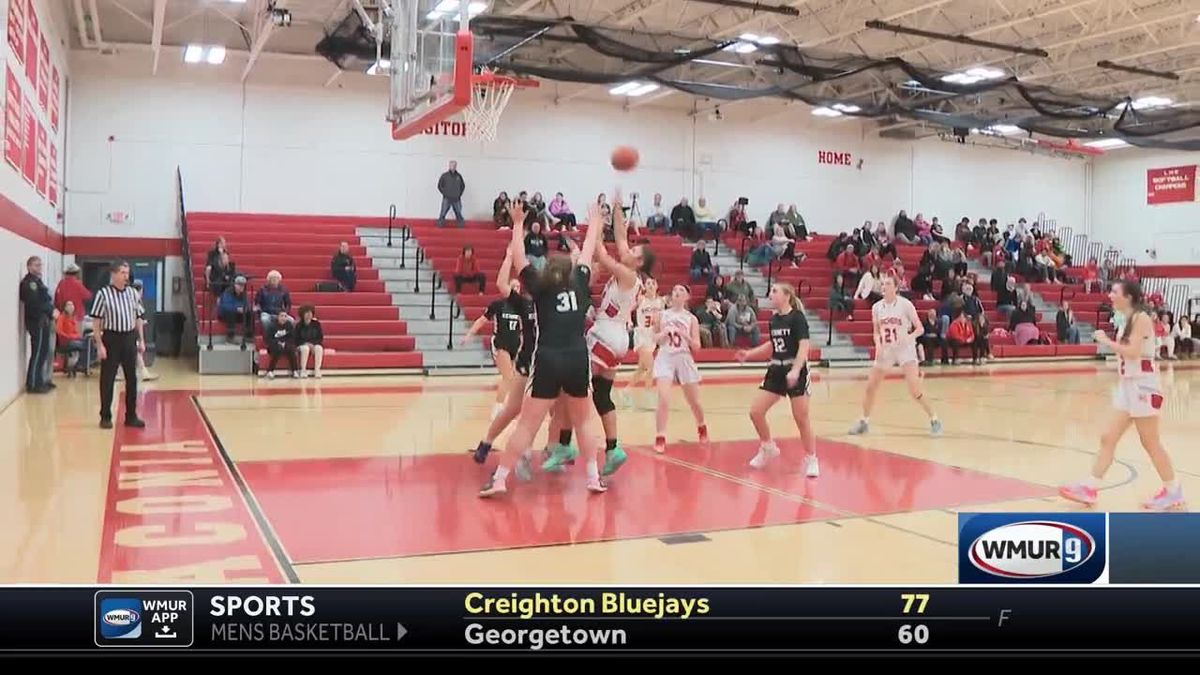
95,590,195,647
959,513,1106,584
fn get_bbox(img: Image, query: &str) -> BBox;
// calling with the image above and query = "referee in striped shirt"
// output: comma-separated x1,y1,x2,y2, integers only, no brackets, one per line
90,261,146,429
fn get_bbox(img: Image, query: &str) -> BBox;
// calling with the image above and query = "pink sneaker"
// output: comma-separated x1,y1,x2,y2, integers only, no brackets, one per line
1142,486,1186,512
1059,482,1098,506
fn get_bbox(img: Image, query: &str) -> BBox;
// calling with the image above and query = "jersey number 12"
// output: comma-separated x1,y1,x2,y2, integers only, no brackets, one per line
555,291,578,313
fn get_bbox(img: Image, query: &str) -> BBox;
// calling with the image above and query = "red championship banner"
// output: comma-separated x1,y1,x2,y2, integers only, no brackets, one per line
37,33,49,110
49,66,59,131
7,0,26,65
48,143,58,206
21,97,35,183
24,0,38,85
34,121,47,196
1146,165,1197,205
4,67,23,170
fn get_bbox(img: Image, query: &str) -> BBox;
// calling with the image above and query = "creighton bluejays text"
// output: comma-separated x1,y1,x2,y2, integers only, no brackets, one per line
461,591,713,650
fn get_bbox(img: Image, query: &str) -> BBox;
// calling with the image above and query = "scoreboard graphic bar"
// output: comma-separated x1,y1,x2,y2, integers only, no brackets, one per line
0,587,1199,654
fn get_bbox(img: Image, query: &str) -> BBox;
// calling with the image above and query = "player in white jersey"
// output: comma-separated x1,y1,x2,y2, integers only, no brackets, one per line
544,192,656,478
652,284,708,454
1060,280,1184,511
627,277,663,408
848,275,942,436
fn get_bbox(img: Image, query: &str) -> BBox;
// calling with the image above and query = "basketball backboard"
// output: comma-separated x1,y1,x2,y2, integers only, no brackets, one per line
388,0,480,140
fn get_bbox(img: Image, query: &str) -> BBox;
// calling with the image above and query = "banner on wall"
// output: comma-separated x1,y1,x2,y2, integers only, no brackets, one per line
24,0,38,85
34,121,47,196
4,67,22,170
47,143,57,205
21,97,34,184
37,33,48,110
1146,165,1197,205
49,66,59,130
7,0,26,65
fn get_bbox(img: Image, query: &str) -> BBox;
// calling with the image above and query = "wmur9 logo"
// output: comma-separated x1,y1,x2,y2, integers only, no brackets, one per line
959,513,1107,584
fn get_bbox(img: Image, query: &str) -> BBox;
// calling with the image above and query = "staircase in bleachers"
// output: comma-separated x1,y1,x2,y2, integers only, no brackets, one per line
188,213,425,373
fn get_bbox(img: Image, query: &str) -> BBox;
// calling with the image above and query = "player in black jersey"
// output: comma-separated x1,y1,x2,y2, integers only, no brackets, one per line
463,246,528,421
468,247,537,460
735,283,820,477
479,200,608,497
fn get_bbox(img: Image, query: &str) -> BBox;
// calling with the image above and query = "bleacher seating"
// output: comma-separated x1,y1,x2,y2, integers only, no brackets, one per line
188,213,424,371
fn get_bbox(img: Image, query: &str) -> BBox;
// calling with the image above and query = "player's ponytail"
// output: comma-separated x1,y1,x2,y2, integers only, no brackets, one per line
1113,279,1147,344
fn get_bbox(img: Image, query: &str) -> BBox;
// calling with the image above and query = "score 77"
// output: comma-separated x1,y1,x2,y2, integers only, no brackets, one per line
900,593,929,614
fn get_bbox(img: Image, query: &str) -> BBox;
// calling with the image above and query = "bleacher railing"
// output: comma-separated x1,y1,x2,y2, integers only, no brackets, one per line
176,168,197,356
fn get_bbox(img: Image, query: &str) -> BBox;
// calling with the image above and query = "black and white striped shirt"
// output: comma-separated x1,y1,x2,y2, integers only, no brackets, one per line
90,284,145,332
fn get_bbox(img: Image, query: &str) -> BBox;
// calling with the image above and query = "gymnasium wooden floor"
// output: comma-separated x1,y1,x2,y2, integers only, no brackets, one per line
2,358,1197,585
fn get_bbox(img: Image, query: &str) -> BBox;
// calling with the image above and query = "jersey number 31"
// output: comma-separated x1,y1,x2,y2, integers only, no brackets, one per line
555,291,579,313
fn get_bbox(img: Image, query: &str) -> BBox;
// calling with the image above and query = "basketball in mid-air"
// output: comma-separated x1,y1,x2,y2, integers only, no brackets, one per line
611,145,640,172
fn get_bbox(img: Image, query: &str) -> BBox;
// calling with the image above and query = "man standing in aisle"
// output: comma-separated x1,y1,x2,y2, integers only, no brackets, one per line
436,160,466,228
90,261,146,429
19,256,56,393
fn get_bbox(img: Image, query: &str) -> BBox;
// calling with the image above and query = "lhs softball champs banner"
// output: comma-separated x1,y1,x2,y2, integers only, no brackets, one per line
1146,165,1197,205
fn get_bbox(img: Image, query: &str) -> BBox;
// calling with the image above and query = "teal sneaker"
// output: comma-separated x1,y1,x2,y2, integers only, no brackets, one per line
541,443,578,473
602,444,628,477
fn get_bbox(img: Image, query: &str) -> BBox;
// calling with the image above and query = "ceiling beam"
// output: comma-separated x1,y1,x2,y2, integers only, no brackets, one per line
151,0,166,75
87,0,107,48
109,0,154,30
242,0,284,82
803,0,955,49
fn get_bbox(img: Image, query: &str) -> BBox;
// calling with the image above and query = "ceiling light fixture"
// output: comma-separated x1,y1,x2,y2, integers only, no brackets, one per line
811,106,843,117
831,103,861,113
1131,95,1172,110
367,58,391,75
1083,138,1130,149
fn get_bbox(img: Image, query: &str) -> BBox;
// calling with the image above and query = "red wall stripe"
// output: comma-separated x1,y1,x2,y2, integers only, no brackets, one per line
63,236,182,257
0,190,62,251
1136,265,1200,279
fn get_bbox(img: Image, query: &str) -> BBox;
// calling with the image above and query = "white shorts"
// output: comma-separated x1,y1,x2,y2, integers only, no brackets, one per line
1113,378,1164,418
587,320,630,369
653,351,701,385
633,327,656,352
874,342,919,369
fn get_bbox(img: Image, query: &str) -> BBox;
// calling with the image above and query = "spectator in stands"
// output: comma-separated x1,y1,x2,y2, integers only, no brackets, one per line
670,197,696,239
955,217,972,244
854,223,876,257
623,192,643,235
264,309,298,379
54,263,92,312
1009,297,1040,346
913,215,932,245
975,312,993,361
950,246,969,277
694,197,720,240
726,269,757,308
218,276,251,343
825,232,849,261
331,241,357,291
645,193,668,232
205,236,229,280
911,264,935,300
918,309,945,365
946,311,979,365
890,259,909,290
961,282,984,319
548,192,576,230
767,204,788,229
930,217,951,245
728,200,752,236
1017,237,1041,281
786,205,808,239
941,268,963,299
829,272,855,319
1027,218,1043,240
295,304,325,378
726,296,761,346
969,218,986,246
56,300,90,375
938,292,962,338
1174,316,1194,359
984,219,1000,247
1056,301,1081,345
855,264,884,305
254,270,292,334
454,245,487,294
869,224,892,259
1004,228,1022,259
529,192,549,222
690,241,716,281
834,241,861,283
770,224,796,266
707,274,733,312
694,298,727,348
1016,218,1029,239
1156,311,1174,359
523,221,550,272
894,210,917,244
208,251,237,298
596,193,613,231
436,160,466,229
493,191,513,229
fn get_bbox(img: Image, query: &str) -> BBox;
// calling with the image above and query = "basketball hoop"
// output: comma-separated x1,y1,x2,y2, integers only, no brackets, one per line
464,71,538,142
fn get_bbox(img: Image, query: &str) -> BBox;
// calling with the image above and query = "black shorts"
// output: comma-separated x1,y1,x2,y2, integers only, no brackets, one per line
492,338,520,361
515,349,533,377
527,348,590,399
760,364,810,398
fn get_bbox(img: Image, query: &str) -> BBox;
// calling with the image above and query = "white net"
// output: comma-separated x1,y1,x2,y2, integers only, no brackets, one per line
464,78,516,142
